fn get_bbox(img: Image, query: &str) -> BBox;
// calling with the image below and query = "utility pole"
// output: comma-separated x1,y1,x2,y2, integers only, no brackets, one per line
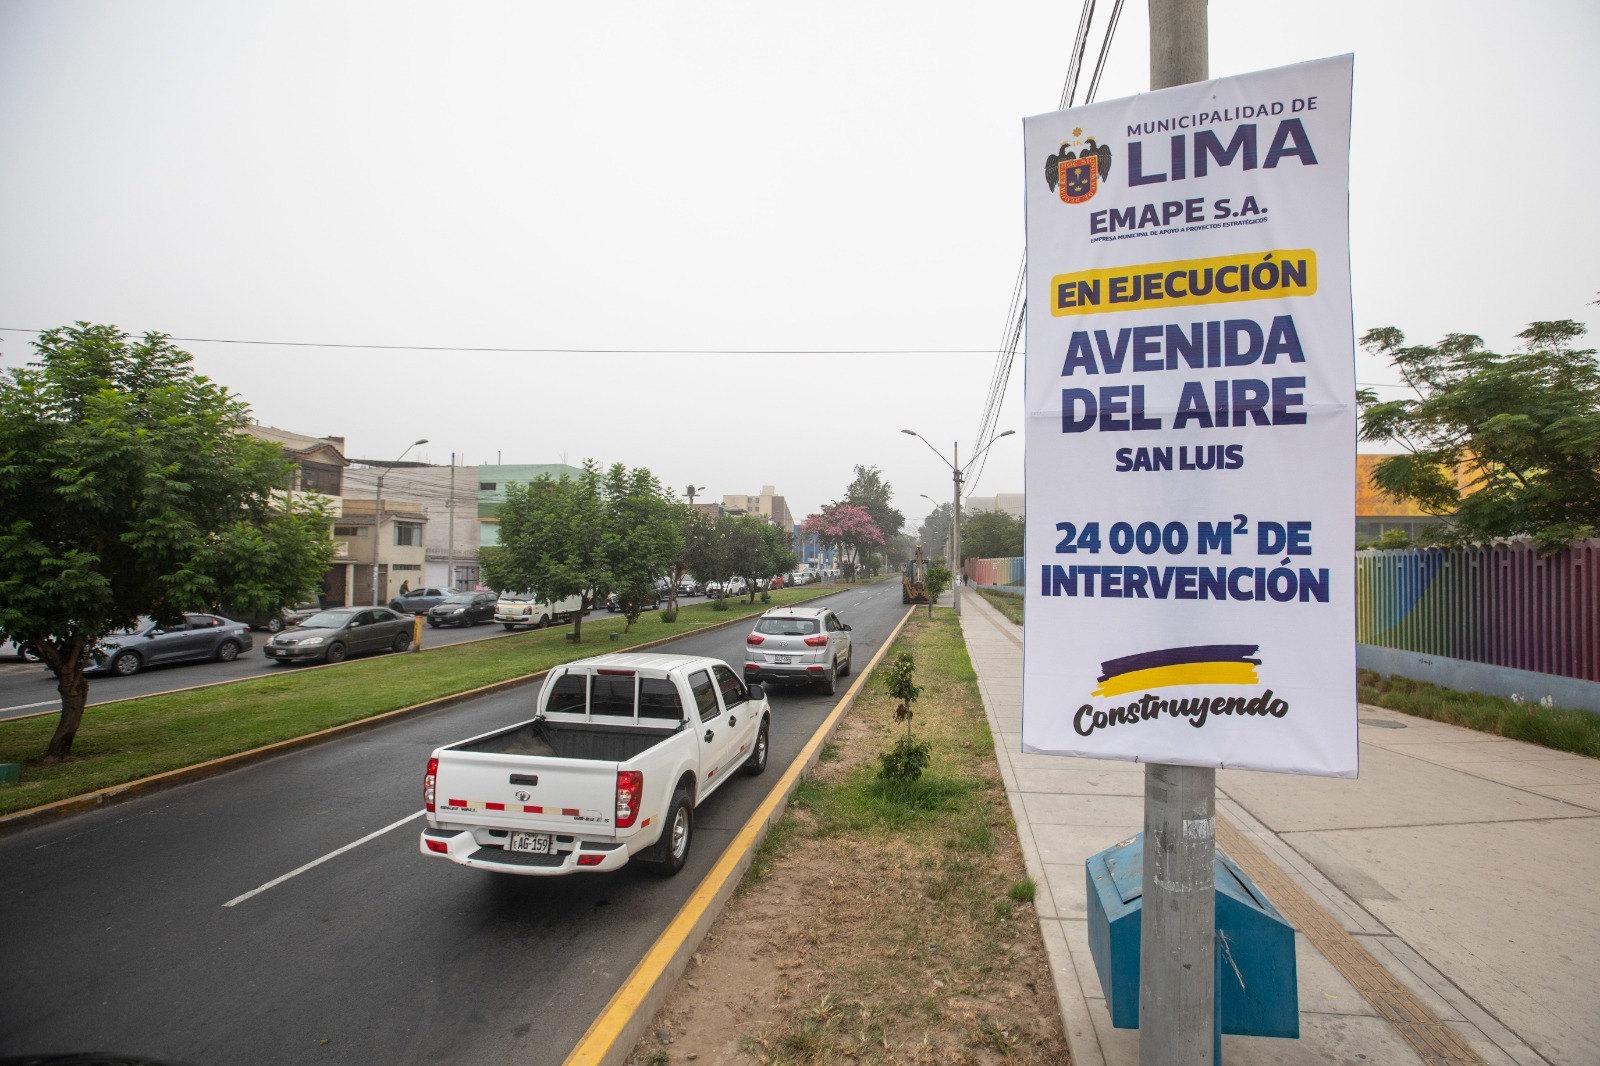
1142,2,1215,1063
446,454,456,591
951,441,962,616
685,484,703,506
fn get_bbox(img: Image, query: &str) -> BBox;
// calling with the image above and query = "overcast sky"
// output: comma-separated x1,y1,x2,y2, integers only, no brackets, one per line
2,1,1595,533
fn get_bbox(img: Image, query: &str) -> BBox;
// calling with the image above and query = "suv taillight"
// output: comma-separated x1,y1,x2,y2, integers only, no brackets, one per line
616,771,643,828
803,635,829,647
423,756,438,813
746,633,765,645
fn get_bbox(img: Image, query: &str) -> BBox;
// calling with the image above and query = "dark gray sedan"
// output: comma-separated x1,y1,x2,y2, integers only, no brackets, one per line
426,591,497,628
86,614,255,677
263,607,414,665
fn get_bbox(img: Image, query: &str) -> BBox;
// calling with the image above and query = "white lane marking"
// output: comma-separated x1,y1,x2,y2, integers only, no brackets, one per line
0,699,60,714
223,810,424,908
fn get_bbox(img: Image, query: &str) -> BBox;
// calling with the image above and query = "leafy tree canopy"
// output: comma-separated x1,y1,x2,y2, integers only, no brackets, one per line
841,464,904,542
479,460,680,638
961,510,1025,560
917,502,954,564
1358,317,1600,550
0,323,338,758
802,503,883,578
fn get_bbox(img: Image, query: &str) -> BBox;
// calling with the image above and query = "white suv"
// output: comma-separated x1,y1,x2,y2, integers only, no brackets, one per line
743,607,853,695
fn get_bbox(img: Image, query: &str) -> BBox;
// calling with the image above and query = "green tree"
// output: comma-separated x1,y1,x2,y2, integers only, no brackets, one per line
923,559,952,618
479,462,606,641
842,465,904,543
481,461,681,639
0,324,338,759
961,510,1025,559
1358,318,1600,550
602,464,682,631
680,511,734,605
917,502,954,568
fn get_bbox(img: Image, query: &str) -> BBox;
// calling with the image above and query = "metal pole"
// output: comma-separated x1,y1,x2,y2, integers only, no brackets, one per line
951,441,962,616
372,470,384,607
446,455,456,590
1142,2,1215,1063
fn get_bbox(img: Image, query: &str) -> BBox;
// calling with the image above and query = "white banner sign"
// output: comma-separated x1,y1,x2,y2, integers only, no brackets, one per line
1021,56,1357,777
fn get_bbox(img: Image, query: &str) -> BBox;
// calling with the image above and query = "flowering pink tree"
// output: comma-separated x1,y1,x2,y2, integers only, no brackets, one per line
802,504,884,579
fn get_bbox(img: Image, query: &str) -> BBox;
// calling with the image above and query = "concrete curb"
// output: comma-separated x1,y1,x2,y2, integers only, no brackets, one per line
0,590,844,837
563,605,919,1066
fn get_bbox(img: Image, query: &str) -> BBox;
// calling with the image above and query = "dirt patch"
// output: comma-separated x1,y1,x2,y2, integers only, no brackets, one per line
628,618,1069,1065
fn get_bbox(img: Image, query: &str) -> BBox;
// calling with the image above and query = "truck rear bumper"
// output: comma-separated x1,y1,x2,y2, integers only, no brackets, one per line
420,827,631,876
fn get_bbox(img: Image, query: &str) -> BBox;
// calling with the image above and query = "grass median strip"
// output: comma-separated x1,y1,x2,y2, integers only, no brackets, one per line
0,589,831,818
631,612,1067,1064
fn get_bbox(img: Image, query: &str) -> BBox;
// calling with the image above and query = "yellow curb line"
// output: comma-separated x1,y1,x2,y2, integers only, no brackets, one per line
563,605,918,1066
0,591,843,836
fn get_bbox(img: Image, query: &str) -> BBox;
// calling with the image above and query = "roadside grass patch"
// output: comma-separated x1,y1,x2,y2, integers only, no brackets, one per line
976,587,1024,625
0,588,832,818
707,613,1067,1064
1359,669,1600,758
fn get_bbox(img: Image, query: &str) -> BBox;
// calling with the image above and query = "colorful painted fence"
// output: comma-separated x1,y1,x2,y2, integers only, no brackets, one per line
966,556,1025,589
1356,541,1600,683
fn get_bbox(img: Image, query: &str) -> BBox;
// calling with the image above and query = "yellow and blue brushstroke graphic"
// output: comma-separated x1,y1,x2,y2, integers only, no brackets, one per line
1091,644,1261,698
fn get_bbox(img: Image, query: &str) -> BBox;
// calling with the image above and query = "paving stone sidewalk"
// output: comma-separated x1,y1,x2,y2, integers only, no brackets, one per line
957,588,1600,1066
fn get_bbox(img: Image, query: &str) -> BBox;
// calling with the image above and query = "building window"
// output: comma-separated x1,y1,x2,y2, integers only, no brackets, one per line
394,522,423,547
299,461,343,495
334,526,367,537
478,482,497,491
393,563,422,572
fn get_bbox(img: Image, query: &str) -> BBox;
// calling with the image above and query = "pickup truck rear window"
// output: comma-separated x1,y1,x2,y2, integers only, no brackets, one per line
755,617,820,636
639,678,683,720
591,675,635,716
547,674,587,714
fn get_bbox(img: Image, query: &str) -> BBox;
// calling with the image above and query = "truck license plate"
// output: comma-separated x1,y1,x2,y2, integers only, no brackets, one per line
509,832,552,854
774,654,791,664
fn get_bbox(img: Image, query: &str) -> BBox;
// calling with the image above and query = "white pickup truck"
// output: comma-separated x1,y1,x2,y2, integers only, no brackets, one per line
420,653,771,876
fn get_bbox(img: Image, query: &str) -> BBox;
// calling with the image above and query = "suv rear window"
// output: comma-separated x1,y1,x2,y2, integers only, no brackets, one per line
755,617,819,636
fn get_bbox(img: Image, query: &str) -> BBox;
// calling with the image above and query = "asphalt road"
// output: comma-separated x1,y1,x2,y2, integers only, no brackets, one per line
0,581,908,1066
0,599,726,722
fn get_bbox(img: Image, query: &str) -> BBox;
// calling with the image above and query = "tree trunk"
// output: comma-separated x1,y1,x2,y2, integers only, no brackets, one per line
43,642,89,760
573,601,586,643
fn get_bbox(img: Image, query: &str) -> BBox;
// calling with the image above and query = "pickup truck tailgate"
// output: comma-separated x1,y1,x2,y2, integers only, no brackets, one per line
433,750,619,837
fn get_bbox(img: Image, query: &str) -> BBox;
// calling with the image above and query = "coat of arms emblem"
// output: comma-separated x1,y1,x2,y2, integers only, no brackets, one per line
1045,129,1113,205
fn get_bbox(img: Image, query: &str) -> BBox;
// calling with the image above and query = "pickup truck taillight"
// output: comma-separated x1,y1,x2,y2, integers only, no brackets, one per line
803,635,829,647
615,770,643,828
423,756,438,813
745,633,765,645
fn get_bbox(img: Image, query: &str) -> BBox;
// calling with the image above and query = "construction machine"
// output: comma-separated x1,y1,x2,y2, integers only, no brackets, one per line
902,545,931,605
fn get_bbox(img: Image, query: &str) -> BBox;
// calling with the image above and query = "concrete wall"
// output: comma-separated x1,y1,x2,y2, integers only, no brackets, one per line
1358,644,1600,715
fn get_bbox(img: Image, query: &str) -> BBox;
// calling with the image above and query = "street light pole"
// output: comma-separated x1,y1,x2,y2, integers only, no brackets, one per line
952,440,961,615
372,438,428,606
901,429,1015,617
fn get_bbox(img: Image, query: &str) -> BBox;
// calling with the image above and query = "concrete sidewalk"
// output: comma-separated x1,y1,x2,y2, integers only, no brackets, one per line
957,589,1600,1066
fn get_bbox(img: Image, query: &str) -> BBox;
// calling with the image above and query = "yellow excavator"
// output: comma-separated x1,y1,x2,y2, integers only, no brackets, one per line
902,545,931,605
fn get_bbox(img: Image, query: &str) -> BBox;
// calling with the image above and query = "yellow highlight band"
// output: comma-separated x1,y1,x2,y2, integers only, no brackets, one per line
1051,249,1316,316
1091,661,1260,698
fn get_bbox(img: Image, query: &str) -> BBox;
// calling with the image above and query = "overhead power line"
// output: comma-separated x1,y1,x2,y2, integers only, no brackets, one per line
0,327,989,356
969,0,1129,499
